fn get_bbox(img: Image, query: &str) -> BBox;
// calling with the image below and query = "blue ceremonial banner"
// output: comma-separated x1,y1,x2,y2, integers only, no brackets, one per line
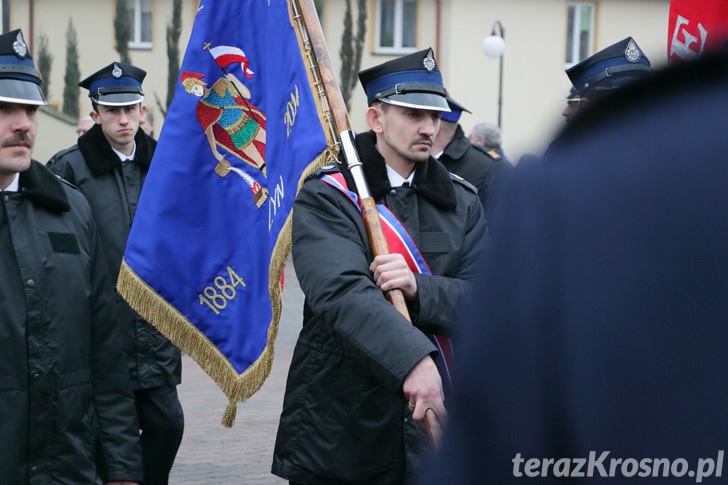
117,0,334,426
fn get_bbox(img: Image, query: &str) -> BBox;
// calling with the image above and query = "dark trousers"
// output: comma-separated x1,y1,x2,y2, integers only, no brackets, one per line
136,385,184,485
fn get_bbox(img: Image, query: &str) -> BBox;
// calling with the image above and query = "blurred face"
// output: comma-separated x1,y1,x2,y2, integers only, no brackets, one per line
562,99,586,123
139,107,153,136
76,118,94,136
367,102,442,167
91,103,142,154
0,101,38,189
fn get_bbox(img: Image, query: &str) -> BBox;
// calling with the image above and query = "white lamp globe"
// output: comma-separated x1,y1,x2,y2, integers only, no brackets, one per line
483,35,505,58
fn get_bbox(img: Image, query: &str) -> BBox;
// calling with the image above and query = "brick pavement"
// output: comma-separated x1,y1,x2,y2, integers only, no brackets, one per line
170,259,302,484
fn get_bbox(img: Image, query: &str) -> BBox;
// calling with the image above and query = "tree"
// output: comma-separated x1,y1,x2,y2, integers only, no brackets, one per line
36,32,53,100
157,0,182,117
62,19,80,119
114,0,132,63
339,0,367,111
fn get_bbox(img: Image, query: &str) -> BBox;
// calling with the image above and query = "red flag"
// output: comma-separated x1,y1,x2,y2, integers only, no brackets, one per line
668,0,728,63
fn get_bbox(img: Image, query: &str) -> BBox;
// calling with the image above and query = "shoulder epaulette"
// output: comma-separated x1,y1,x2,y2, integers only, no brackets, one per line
318,163,340,174
448,171,478,194
472,144,502,161
304,162,342,183
47,145,80,165
55,174,81,191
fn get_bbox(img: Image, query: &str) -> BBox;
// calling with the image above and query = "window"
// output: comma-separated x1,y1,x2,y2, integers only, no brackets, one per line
565,2,595,66
127,0,153,49
375,0,417,54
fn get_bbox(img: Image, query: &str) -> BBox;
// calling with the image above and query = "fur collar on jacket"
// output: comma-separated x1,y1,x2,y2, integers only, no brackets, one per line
18,160,70,213
345,130,457,210
77,123,156,176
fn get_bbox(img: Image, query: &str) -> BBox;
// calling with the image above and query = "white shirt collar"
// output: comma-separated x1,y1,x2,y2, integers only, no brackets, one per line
113,142,137,162
3,172,20,192
386,164,415,187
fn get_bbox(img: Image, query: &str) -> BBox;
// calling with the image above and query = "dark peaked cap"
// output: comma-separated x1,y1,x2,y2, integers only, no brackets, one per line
80,62,146,106
566,86,583,102
441,96,471,122
358,47,450,112
0,29,47,105
566,37,652,95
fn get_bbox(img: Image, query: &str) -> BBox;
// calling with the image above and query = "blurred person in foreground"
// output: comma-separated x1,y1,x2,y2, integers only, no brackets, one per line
0,29,142,484
426,49,728,484
272,48,486,484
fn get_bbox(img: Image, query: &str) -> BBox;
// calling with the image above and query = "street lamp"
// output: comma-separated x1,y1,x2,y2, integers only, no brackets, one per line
482,20,505,128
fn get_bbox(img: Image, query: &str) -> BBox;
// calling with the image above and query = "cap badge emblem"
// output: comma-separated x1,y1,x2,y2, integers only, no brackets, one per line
13,31,27,58
423,50,436,72
625,39,641,63
112,63,123,78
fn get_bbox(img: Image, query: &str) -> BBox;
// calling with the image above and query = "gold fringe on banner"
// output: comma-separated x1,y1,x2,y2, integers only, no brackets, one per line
118,146,338,428
119,0,342,427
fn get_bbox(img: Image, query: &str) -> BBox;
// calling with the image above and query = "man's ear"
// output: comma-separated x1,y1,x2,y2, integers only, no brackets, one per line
89,111,100,124
366,105,384,134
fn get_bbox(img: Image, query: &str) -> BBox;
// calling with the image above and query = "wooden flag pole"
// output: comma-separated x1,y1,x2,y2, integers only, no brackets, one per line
293,0,410,319
290,0,444,448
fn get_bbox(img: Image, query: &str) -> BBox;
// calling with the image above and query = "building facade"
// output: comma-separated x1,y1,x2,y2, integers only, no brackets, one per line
3,0,669,163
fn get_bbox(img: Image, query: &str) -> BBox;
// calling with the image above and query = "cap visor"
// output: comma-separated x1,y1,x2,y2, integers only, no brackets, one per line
383,92,450,112
94,92,144,107
0,79,47,105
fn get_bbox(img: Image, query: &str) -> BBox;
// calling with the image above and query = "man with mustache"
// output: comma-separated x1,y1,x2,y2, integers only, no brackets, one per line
47,62,183,485
0,29,142,484
272,48,487,484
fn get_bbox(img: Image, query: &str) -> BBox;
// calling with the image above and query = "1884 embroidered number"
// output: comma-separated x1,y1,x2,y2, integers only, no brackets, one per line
198,266,247,315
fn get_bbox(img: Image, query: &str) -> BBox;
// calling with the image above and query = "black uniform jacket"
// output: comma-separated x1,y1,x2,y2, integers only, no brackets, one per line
0,161,142,483
272,131,487,484
47,125,181,389
427,51,728,484
438,124,511,218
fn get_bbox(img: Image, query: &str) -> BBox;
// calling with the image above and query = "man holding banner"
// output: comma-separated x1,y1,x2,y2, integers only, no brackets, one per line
272,48,487,484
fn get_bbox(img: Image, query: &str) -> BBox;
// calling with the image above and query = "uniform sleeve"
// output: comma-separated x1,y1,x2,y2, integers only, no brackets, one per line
46,152,77,184
83,205,143,481
292,179,437,390
413,190,487,336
